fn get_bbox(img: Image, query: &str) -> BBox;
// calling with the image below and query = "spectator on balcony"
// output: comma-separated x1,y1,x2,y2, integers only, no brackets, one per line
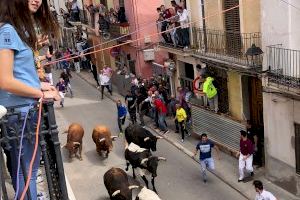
98,13,110,33
70,0,80,22
201,74,218,113
109,8,118,24
0,0,60,198
171,0,182,12
160,5,172,44
117,7,127,23
177,7,190,49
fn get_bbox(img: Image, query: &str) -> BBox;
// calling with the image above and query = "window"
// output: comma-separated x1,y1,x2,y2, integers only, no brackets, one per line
295,123,300,175
119,0,125,7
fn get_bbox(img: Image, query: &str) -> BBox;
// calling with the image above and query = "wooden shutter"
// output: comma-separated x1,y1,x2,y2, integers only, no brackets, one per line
224,0,242,57
295,123,300,175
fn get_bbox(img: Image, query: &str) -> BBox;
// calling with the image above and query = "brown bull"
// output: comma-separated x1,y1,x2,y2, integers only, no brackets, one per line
92,125,118,157
64,123,84,161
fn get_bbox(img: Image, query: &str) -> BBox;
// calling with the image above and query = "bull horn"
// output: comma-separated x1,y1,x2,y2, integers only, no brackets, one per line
73,142,80,145
158,157,167,161
99,138,106,142
141,158,149,165
112,190,121,197
111,136,118,141
144,137,150,142
128,185,139,190
156,136,163,139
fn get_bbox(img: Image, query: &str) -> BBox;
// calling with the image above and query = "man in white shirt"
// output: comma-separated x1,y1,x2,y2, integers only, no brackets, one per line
177,7,190,49
99,70,112,100
253,180,277,200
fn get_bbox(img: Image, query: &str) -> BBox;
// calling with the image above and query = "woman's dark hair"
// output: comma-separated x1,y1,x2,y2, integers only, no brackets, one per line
0,0,59,50
253,180,263,190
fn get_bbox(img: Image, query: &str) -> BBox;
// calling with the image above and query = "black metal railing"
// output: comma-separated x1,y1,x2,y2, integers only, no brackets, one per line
109,23,131,41
0,102,68,200
267,46,300,90
192,28,262,67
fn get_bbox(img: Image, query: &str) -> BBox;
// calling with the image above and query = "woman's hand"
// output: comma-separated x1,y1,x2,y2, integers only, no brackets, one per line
43,90,61,101
41,82,56,91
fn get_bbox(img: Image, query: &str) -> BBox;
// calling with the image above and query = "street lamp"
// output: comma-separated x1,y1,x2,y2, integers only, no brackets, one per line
245,44,263,67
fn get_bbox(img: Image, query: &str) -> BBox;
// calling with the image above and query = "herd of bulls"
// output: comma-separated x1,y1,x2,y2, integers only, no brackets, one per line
63,123,165,200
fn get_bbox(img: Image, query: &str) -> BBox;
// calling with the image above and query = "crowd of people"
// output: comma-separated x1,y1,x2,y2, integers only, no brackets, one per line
115,74,193,143
156,0,190,49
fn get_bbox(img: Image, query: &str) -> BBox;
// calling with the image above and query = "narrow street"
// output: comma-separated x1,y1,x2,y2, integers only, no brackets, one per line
53,71,247,200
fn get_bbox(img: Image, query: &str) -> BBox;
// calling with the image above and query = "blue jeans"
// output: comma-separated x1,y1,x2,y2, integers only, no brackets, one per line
6,110,40,200
158,113,167,131
200,157,215,181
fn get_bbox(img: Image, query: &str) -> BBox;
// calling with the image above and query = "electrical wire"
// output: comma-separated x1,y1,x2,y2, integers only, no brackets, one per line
44,4,240,67
279,0,300,12
14,104,33,200
53,0,217,63
20,99,43,200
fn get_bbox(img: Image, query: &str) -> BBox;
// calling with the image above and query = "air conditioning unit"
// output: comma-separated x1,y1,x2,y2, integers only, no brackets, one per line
143,49,155,61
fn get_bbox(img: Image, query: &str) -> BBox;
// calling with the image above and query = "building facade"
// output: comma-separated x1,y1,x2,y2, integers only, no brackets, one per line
159,0,263,154
261,0,300,196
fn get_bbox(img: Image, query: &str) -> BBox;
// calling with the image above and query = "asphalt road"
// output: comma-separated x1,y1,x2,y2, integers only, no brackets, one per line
53,70,247,200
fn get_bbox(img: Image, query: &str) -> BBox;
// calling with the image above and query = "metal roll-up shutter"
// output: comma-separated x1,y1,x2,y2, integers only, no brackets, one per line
191,104,246,152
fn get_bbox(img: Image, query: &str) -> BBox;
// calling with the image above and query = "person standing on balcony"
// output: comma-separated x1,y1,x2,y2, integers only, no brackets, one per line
0,0,60,198
238,130,254,182
117,7,127,23
199,74,218,113
177,7,190,50
70,0,80,22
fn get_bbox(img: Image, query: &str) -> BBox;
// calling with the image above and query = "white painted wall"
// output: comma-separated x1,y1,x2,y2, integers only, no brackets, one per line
261,0,300,52
263,93,300,167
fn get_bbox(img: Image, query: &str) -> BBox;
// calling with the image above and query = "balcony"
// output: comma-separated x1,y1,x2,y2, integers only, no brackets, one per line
109,23,131,41
192,28,262,69
267,46,300,92
0,102,68,200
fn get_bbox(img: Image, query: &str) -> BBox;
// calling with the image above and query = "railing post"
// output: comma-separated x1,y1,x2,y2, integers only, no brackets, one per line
201,0,208,52
44,102,69,200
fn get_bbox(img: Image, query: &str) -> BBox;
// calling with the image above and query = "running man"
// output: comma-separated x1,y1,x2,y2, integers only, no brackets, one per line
56,78,66,107
193,133,220,183
117,100,127,135
253,180,277,200
238,130,254,182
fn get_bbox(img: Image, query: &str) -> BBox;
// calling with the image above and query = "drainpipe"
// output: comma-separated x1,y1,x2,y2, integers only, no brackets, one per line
201,0,208,52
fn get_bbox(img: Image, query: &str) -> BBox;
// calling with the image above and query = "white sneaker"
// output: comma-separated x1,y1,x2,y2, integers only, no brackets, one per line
181,139,184,143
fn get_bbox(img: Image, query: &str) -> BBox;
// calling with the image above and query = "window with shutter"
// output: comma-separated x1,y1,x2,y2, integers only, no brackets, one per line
295,123,300,175
223,0,242,57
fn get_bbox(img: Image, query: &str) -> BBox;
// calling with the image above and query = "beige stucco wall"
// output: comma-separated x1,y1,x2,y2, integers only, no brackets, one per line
227,71,243,120
239,0,261,33
205,0,224,30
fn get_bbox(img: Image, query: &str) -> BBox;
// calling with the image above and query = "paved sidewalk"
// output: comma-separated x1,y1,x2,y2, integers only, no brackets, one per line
77,70,299,200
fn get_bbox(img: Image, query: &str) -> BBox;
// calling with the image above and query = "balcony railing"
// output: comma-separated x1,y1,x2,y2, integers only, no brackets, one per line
0,102,68,200
109,23,131,41
192,28,262,68
267,46,300,90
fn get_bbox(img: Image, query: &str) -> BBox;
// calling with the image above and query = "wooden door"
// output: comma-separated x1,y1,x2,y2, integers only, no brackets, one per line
249,77,263,128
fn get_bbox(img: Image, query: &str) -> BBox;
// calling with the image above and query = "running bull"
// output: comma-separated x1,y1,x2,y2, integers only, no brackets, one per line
92,125,118,157
63,123,84,160
125,143,166,193
103,167,139,200
125,124,162,151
